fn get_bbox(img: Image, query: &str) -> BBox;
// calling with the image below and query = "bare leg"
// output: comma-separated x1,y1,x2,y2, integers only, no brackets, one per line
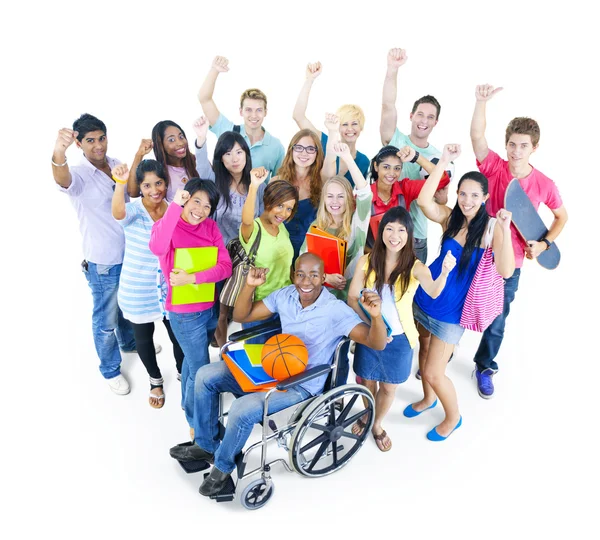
214,303,230,348
352,378,377,435
372,382,397,451
410,322,437,411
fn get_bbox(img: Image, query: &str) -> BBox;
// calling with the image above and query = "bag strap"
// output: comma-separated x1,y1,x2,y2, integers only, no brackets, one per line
247,219,262,263
485,218,496,248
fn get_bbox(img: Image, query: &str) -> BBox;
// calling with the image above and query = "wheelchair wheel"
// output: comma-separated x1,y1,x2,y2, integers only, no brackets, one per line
289,384,374,477
240,478,275,510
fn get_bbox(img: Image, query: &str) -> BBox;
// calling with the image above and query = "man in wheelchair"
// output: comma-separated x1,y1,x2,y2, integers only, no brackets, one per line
169,252,388,497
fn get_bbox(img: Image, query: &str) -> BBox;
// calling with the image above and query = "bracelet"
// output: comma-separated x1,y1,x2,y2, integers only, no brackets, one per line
410,151,420,163
52,156,68,167
112,175,128,185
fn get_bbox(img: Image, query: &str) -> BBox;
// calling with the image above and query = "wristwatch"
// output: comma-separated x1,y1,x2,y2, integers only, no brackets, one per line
540,238,552,250
410,150,420,163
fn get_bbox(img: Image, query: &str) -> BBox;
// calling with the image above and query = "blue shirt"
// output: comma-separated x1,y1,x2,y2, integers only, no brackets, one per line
262,285,363,395
210,113,285,179
320,132,370,188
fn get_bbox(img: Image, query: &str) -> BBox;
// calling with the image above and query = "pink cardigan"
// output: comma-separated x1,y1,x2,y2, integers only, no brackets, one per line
149,203,232,313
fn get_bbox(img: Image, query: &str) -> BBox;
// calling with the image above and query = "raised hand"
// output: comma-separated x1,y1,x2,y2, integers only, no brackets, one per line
193,116,210,145
111,164,130,184
326,273,346,290
212,56,229,73
250,166,268,186
324,112,339,132
441,144,461,162
360,290,382,318
136,138,153,158
54,128,78,155
173,189,190,207
306,62,322,80
387,48,407,69
332,142,352,160
169,268,194,287
475,84,503,102
397,145,416,163
441,250,457,275
496,208,512,231
246,267,269,287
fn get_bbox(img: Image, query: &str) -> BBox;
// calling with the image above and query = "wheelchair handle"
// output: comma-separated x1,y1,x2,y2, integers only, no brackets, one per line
228,322,282,343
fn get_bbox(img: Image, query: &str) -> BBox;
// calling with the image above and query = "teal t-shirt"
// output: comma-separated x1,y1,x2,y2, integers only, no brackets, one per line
389,129,453,240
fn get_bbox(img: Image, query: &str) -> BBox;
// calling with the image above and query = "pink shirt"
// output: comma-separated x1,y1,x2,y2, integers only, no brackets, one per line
149,203,232,313
477,150,563,268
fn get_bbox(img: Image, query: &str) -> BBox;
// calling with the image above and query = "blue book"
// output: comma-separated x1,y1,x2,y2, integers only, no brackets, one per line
358,290,393,337
226,348,276,386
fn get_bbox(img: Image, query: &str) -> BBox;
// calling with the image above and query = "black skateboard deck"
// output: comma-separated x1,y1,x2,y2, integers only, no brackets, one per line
505,179,560,270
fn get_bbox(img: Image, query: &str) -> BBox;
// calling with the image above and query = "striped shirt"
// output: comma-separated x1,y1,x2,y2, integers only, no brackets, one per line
116,198,163,324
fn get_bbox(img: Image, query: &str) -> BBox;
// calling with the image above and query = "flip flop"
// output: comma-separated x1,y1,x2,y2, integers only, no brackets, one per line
351,417,368,436
149,390,165,409
373,429,392,452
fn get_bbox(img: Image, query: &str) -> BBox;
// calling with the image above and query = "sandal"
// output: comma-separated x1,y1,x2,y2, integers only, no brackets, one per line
351,417,368,436
373,429,392,452
149,388,165,409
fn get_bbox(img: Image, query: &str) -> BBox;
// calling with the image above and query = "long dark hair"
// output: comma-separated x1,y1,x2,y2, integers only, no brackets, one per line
151,120,197,188
213,131,252,212
365,207,416,297
442,171,489,274
136,159,167,187
369,145,401,184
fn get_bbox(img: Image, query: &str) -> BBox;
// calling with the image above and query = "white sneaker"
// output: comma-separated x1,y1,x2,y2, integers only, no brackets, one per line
107,374,130,395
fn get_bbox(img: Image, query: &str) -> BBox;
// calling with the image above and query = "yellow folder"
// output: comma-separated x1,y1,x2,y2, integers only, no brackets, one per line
171,247,218,305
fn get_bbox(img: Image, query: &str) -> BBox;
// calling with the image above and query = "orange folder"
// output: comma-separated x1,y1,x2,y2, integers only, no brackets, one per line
307,225,347,275
222,346,277,393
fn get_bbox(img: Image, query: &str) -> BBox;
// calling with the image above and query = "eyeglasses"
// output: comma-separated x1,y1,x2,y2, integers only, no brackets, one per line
292,144,317,155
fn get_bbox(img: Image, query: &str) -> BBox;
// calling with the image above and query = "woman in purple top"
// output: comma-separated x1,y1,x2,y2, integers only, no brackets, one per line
405,144,514,442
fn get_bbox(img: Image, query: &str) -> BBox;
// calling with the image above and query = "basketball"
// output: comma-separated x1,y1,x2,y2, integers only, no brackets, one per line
261,334,309,381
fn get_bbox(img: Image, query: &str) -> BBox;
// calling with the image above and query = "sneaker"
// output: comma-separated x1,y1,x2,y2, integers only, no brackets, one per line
416,354,453,380
107,374,130,395
475,368,495,399
176,371,182,382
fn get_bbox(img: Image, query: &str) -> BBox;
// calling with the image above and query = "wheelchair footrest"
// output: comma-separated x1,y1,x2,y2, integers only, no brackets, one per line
177,459,211,474
204,472,236,502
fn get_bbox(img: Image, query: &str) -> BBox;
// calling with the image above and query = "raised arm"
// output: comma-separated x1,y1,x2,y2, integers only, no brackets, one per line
416,144,459,225
198,56,229,127
149,189,189,256
192,116,216,181
333,142,367,189
111,164,130,220
232,267,274,323
52,128,77,188
492,209,515,278
321,113,341,180
412,254,456,298
347,291,388,351
126,139,153,197
471,84,503,163
380,48,407,145
292,62,322,134
240,167,268,242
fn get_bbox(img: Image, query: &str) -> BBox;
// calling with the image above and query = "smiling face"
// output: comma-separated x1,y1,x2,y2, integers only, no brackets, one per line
325,181,347,217
139,172,167,204
162,126,188,161
409,103,438,142
263,198,296,226
182,190,212,225
292,135,318,168
506,134,537,168
293,254,326,304
339,118,362,144
240,98,266,131
382,221,409,253
76,130,107,165
375,155,403,186
457,179,489,220
221,142,246,174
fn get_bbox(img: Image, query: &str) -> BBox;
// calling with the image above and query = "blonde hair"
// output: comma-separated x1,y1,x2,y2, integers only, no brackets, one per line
240,88,267,109
336,104,365,130
315,176,354,241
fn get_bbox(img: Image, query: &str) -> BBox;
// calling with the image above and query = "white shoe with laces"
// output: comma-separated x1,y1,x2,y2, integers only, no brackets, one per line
107,374,130,395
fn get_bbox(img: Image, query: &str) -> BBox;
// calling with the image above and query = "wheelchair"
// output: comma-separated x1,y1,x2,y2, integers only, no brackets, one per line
174,321,376,510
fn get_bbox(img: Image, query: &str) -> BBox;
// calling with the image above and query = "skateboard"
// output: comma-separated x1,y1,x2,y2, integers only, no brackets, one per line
505,178,560,270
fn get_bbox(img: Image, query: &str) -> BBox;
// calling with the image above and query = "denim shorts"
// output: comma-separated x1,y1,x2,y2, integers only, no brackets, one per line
413,302,465,345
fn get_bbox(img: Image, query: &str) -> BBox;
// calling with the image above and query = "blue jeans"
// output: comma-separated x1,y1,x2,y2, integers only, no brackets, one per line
193,361,311,474
83,262,136,379
473,268,521,372
169,307,218,425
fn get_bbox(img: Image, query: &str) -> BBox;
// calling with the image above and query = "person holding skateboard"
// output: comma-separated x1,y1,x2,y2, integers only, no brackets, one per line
470,84,568,398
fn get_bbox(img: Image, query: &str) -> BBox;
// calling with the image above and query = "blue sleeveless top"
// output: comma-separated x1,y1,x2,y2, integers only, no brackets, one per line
414,237,483,324
285,198,317,261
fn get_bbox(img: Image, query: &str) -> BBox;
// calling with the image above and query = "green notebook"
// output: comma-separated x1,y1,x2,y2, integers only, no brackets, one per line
171,247,218,305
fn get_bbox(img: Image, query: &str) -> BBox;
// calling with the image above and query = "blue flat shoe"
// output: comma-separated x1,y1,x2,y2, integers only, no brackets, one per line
426,416,462,441
403,399,438,418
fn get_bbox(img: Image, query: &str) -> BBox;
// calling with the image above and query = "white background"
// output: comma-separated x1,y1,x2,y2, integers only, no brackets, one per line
2,1,597,538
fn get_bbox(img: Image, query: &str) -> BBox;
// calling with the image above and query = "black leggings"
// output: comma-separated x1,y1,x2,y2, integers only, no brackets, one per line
131,318,184,382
